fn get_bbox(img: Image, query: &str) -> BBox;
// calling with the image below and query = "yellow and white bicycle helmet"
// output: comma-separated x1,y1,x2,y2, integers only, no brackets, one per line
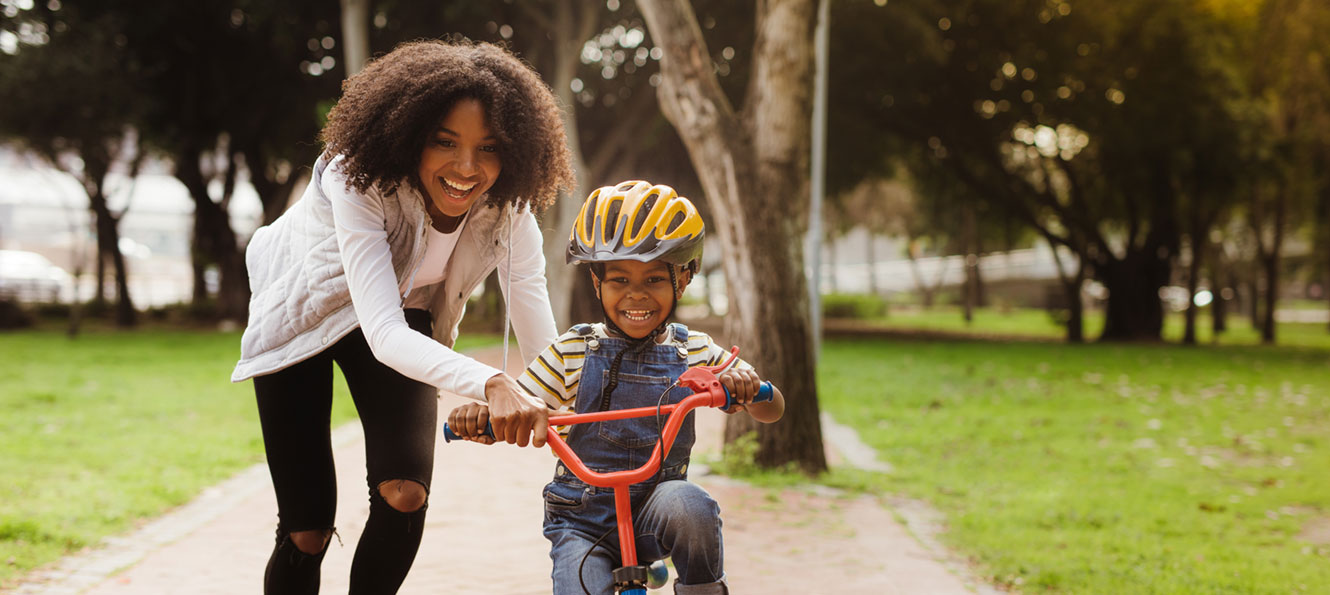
567,180,705,272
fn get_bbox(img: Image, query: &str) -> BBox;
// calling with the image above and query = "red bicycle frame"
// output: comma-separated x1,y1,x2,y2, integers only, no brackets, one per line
443,347,769,592
541,350,738,567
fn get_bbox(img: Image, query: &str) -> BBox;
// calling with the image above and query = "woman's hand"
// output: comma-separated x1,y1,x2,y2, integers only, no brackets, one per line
484,373,551,447
447,403,495,445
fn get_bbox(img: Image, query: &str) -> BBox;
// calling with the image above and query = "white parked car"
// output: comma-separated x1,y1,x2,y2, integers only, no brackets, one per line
0,250,72,302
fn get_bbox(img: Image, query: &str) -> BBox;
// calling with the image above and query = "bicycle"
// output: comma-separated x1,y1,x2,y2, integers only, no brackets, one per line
444,348,773,595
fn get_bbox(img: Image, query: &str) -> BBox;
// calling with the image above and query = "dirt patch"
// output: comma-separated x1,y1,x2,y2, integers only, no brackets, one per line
1298,517,1330,545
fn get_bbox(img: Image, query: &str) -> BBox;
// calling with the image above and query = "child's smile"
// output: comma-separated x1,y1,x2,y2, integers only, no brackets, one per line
595,260,683,338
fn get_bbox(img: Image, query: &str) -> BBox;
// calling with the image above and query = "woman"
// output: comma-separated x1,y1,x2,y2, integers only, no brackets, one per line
231,40,575,594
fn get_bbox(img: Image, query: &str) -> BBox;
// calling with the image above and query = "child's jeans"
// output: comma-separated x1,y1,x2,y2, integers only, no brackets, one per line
544,478,728,594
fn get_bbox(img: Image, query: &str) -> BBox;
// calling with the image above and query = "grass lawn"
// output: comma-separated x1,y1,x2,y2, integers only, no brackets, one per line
0,323,498,584
815,336,1330,593
859,306,1330,350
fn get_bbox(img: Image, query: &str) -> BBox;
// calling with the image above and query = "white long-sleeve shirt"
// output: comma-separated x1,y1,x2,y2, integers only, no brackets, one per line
233,152,557,401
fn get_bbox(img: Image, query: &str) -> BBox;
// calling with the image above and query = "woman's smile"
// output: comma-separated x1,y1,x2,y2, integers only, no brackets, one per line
418,98,501,220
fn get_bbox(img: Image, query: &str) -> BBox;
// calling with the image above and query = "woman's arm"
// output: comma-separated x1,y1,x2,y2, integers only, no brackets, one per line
499,206,560,368
325,158,504,399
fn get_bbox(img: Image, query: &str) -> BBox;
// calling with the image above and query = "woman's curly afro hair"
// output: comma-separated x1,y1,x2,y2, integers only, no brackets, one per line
320,39,574,213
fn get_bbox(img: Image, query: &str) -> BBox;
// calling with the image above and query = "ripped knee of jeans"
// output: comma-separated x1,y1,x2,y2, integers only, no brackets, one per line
375,479,429,513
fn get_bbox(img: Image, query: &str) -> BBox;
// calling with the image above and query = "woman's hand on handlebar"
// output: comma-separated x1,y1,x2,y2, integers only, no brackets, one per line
484,373,550,447
447,402,495,445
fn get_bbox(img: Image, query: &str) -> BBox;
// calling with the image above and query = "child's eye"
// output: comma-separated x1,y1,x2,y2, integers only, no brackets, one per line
647,276,668,284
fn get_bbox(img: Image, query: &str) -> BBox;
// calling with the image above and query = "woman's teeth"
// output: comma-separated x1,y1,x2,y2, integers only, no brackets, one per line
442,178,476,198
622,310,653,321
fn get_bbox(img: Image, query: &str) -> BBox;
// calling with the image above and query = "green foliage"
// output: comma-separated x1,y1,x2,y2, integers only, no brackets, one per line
704,431,804,487
0,328,500,583
821,293,888,320
818,337,1330,593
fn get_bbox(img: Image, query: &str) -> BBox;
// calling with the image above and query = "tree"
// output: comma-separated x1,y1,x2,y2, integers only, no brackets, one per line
639,0,826,472
0,4,142,327
125,0,341,320
1241,0,1330,344
833,0,1251,342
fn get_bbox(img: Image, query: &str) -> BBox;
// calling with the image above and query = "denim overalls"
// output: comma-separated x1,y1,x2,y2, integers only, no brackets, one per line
542,323,727,594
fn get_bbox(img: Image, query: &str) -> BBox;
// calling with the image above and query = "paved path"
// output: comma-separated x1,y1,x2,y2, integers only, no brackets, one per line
8,347,991,594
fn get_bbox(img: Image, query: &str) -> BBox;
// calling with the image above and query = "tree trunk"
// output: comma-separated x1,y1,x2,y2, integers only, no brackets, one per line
79,149,135,326
92,246,108,308
1066,260,1085,343
1247,277,1261,331
89,191,136,327
640,0,826,473
1210,241,1228,336
1182,239,1202,345
1098,250,1168,341
177,147,248,321
1047,239,1084,343
1261,253,1279,344
962,206,976,325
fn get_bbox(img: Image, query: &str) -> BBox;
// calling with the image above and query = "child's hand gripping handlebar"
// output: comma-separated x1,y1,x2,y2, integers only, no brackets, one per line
443,372,772,442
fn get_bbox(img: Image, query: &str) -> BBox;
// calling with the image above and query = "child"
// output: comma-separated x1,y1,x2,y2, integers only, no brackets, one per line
448,180,784,594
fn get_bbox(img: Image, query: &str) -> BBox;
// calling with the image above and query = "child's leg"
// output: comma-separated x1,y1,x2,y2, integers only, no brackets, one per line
635,480,727,594
546,527,618,595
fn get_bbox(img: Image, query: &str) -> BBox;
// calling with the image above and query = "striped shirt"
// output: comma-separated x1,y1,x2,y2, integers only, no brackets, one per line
518,323,752,417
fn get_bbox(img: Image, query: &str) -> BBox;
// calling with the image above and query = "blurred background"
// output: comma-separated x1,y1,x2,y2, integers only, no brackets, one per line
2,1,1329,592
1,0,1322,346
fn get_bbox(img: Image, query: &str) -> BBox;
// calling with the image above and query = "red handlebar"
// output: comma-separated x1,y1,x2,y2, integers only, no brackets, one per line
546,347,739,488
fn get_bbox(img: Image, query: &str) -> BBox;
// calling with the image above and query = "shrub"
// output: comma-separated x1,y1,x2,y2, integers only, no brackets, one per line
821,293,888,319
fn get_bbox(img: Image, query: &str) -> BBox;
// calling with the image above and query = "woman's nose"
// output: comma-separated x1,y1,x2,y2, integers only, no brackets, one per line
454,150,480,176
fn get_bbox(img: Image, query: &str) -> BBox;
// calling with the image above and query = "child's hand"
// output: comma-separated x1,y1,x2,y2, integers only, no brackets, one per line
447,403,495,445
719,368,762,414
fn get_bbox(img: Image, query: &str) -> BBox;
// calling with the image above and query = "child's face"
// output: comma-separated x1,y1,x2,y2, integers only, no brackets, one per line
594,260,687,338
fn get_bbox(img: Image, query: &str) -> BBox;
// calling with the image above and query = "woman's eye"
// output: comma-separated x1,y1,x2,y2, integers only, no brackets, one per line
480,144,499,153
433,138,455,147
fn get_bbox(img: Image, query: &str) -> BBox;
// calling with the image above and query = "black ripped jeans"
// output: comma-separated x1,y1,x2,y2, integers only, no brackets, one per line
254,309,437,594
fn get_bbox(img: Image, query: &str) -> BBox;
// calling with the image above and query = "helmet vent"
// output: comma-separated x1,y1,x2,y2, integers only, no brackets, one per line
631,197,653,234
665,211,685,234
604,201,622,235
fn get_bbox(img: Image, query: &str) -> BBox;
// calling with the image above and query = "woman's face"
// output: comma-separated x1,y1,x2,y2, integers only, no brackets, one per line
417,98,502,218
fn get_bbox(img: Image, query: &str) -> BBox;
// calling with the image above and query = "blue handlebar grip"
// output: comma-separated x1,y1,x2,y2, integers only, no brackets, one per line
721,381,774,410
442,422,494,443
